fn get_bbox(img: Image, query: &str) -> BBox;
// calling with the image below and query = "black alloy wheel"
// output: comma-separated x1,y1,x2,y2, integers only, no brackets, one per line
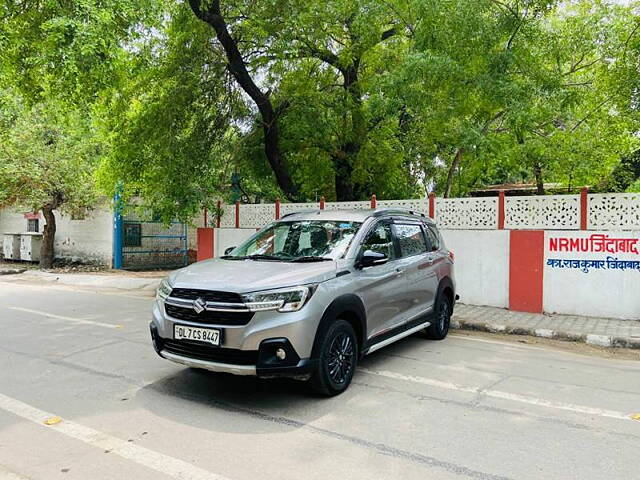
425,293,452,340
310,319,358,396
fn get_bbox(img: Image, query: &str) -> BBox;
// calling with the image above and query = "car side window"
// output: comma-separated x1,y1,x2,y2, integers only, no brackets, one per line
424,224,440,251
359,222,395,260
394,224,427,258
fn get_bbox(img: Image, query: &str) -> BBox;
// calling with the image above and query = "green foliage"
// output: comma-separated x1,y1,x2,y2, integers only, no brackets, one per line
2,0,639,220
0,90,99,213
95,4,241,222
0,0,160,104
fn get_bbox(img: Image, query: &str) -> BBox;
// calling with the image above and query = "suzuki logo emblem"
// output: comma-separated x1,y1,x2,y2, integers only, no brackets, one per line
193,297,206,314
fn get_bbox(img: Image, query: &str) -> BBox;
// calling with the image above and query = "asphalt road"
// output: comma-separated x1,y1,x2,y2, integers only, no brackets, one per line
0,280,639,480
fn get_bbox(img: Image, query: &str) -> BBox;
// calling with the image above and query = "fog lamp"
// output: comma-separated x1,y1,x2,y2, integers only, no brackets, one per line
276,348,287,360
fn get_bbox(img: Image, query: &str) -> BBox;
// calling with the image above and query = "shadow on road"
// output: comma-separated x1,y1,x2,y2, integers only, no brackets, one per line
137,366,355,434
136,333,450,433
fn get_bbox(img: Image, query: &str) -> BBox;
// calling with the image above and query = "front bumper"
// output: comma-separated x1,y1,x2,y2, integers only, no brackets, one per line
150,314,318,379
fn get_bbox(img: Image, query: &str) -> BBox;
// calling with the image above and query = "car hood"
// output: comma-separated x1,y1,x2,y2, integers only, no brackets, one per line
168,258,338,293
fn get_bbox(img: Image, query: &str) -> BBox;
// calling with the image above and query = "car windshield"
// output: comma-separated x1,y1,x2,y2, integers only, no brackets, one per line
225,220,362,261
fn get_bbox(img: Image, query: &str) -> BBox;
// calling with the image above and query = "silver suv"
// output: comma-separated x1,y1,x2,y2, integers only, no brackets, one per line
150,208,456,395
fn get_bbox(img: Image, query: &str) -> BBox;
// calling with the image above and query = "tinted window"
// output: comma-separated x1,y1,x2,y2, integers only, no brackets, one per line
394,224,427,257
360,222,395,260
424,224,440,251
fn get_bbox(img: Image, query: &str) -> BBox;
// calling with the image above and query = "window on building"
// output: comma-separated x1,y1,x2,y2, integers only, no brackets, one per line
27,219,39,232
124,223,142,247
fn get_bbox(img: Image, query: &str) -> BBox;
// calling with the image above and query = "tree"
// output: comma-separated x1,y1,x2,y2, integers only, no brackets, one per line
95,3,243,223
392,0,638,197
186,0,299,199
0,0,159,105
0,92,99,267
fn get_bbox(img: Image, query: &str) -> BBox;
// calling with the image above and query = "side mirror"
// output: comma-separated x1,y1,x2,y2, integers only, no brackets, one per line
224,246,236,255
358,250,388,268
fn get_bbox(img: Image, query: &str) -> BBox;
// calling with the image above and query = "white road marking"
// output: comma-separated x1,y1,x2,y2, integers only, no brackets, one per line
0,464,30,479
449,333,546,349
359,368,633,421
7,307,121,329
0,393,230,480
0,279,153,300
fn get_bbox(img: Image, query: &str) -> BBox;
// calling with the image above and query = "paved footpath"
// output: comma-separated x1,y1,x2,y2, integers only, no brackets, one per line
453,304,640,349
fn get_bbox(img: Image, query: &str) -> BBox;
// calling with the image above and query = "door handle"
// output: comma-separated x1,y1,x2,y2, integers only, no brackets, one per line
418,258,434,270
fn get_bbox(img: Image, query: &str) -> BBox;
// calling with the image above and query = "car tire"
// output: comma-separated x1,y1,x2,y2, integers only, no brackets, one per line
424,293,452,340
309,319,358,396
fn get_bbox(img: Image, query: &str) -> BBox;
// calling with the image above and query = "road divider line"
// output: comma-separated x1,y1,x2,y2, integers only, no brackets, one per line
359,368,633,421
7,307,122,329
0,393,230,480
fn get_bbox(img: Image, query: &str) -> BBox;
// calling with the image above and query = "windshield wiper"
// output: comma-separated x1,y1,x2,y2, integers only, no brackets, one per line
289,256,333,262
220,255,246,260
245,254,285,261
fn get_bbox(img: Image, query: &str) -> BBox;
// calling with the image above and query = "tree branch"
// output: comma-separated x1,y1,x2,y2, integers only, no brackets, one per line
187,0,298,199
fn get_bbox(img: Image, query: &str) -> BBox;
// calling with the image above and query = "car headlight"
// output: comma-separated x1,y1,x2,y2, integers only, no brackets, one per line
156,279,172,302
241,286,312,312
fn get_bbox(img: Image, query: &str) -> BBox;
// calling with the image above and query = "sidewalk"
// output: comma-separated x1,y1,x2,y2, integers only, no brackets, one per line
453,304,640,349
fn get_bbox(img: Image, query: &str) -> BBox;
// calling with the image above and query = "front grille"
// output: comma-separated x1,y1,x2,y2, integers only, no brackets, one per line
169,288,243,304
165,304,254,325
162,339,258,365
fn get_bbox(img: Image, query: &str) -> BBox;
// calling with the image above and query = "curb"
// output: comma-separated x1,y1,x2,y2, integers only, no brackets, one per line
2,271,162,292
0,268,27,275
451,318,640,350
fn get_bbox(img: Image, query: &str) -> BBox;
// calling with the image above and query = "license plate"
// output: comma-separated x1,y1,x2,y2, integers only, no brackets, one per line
174,325,221,346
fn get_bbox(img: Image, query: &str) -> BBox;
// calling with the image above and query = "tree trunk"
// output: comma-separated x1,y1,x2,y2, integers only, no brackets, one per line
333,64,368,201
333,153,356,201
533,162,545,195
443,149,462,198
188,0,298,200
40,207,56,269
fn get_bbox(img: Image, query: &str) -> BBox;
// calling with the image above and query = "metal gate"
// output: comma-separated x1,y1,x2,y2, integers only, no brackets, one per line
114,207,188,270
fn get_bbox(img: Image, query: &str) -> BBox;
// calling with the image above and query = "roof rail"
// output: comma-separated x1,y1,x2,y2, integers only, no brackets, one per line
372,208,426,218
279,209,320,219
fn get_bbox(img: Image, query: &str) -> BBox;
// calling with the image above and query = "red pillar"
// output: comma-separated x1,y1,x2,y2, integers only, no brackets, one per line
498,190,506,230
370,194,377,209
509,230,544,313
235,201,240,228
580,187,589,230
216,200,221,228
320,196,325,210
428,193,435,219
275,198,281,220
196,228,214,261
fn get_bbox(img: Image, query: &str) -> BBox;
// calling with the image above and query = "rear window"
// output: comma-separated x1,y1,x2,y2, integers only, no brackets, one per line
424,224,440,251
394,224,427,257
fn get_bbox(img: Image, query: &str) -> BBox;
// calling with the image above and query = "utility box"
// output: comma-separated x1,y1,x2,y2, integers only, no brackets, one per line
2,234,21,260
20,233,43,262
